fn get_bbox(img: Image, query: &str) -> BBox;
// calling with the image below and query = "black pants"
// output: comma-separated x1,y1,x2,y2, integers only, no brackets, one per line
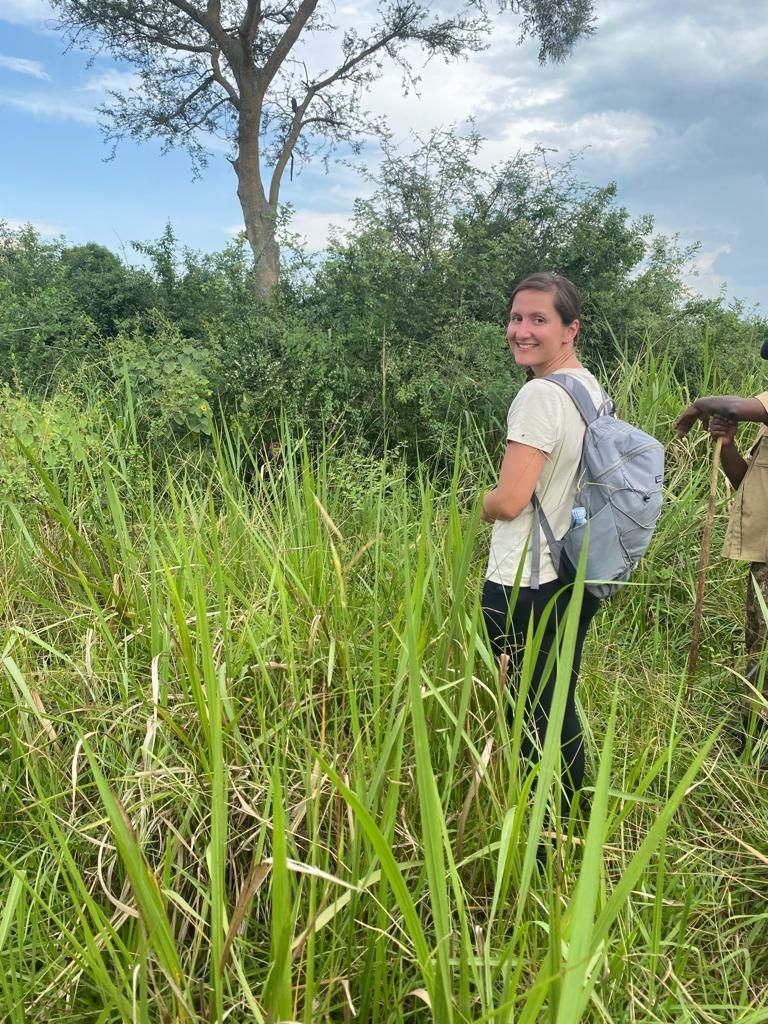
482,577,600,813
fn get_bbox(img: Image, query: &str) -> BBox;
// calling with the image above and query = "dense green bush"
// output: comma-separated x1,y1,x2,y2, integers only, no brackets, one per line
0,383,116,503
0,224,101,389
60,241,154,334
2,136,766,463
110,310,221,438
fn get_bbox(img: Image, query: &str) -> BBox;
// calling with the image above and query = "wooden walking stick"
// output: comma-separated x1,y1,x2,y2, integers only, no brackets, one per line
687,436,723,678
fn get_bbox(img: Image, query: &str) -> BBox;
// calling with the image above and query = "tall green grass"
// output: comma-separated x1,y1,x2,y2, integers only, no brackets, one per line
0,349,766,1022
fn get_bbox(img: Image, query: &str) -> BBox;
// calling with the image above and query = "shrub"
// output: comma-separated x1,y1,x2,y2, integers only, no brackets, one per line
0,385,110,503
108,311,221,438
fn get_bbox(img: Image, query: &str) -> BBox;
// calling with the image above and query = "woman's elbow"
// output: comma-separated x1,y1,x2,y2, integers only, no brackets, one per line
494,496,530,520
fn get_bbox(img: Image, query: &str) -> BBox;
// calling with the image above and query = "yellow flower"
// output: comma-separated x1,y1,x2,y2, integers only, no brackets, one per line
200,403,208,412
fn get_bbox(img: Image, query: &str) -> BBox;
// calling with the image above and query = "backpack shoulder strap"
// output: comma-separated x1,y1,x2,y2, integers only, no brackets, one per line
530,492,562,591
543,373,610,425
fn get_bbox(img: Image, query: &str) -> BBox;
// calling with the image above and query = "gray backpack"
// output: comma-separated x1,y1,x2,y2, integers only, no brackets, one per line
530,374,664,599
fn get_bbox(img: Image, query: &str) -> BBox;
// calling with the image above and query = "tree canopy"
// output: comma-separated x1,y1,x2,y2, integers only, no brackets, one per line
50,0,596,297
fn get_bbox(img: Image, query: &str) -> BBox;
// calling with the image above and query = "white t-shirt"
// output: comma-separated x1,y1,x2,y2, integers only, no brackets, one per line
486,367,605,587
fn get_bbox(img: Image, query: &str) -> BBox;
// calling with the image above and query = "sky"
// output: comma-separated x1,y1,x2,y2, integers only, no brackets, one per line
1,0,767,311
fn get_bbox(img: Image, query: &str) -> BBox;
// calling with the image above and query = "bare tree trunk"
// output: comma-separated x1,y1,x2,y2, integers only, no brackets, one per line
233,119,280,301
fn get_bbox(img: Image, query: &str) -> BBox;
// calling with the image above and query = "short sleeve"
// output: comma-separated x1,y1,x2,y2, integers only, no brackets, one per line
744,392,768,461
505,379,566,454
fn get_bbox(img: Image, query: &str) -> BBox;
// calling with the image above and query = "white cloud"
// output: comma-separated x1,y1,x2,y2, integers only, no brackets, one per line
364,54,505,143
287,208,353,250
0,0,52,26
227,207,354,252
0,90,99,123
0,55,50,79
0,69,143,130
548,111,657,157
506,84,567,112
3,217,65,235
685,242,732,299
651,222,735,300
476,110,657,172
81,70,141,94
610,15,768,85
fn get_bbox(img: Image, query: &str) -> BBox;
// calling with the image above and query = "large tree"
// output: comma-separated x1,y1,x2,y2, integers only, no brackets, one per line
51,0,596,299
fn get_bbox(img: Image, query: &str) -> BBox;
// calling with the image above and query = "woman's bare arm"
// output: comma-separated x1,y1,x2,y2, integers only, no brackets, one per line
481,442,547,523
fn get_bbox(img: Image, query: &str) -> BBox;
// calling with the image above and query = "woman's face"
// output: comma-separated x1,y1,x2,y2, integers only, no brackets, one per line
506,288,579,376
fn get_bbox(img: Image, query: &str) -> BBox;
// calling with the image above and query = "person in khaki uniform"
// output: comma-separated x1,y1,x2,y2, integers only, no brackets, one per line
677,343,768,767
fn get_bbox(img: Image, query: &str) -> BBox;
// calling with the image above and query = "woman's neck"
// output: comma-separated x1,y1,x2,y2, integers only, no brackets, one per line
533,352,583,378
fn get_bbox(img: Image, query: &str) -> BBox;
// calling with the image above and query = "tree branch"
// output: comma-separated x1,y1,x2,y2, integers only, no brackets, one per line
268,96,312,206
101,5,215,53
267,12,421,202
159,0,205,22
240,0,261,46
210,47,240,107
175,94,230,134
166,0,237,59
309,18,418,95
169,72,216,123
260,0,318,90
145,34,214,53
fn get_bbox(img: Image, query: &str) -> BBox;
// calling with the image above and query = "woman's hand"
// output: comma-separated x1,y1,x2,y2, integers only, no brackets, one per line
481,492,497,523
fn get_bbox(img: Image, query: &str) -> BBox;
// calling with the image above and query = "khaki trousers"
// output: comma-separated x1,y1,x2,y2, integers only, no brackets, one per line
745,561,768,719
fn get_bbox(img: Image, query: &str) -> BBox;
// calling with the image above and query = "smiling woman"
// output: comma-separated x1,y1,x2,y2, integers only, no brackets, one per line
481,271,606,819
504,273,581,376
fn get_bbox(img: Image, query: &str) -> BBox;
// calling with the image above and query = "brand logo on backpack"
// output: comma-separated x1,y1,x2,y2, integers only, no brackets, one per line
530,374,664,599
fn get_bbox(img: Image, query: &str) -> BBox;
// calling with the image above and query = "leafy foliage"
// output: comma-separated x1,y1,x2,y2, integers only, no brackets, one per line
47,0,597,295
61,242,153,334
1,136,765,463
111,310,220,437
310,135,719,370
0,223,100,389
0,383,119,503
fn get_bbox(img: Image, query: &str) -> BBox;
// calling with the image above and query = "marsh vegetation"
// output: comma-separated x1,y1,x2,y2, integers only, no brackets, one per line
1,349,766,1022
